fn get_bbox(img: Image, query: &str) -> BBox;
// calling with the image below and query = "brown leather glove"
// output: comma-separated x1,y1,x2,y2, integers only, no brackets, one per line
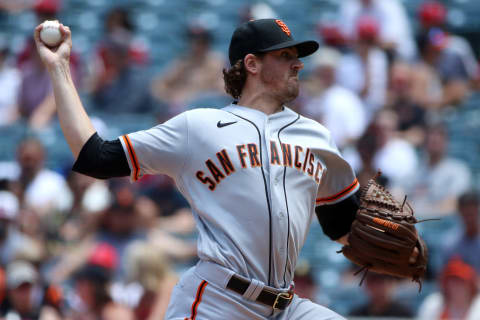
340,173,428,290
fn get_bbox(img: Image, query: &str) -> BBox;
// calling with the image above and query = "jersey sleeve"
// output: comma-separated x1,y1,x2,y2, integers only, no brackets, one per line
119,112,188,181
315,134,359,206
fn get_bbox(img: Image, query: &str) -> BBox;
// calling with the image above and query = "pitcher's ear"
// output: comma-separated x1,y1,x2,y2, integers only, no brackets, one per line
244,53,261,75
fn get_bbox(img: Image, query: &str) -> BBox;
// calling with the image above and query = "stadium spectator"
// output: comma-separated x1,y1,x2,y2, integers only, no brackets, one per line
86,6,150,99
338,0,417,61
124,153,194,243
443,191,480,273
239,2,277,23
0,36,21,126
15,0,83,129
336,16,388,122
417,258,480,320
137,174,190,219
0,0,33,13
135,178,197,263
385,61,426,146
414,28,470,109
400,122,471,218
59,171,111,243
345,126,391,190
89,31,156,114
151,24,226,114
103,6,149,65
406,43,440,110
0,0,60,15
0,191,38,266
31,0,61,22
49,176,195,282
362,109,418,187
349,127,382,188
16,40,56,129
95,192,146,281
343,108,418,189
47,241,116,288
68,260,134,320
123,242,177,320
317,22,348,51
134,186,197,264
302,47,367,149
418,1,479,82
349,273,413,317
13,138,72,217
0,260,61,319
104,6,133,33
18,2,82,128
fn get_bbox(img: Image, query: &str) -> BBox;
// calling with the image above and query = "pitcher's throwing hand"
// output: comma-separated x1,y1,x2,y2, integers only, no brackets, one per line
34,21,72,71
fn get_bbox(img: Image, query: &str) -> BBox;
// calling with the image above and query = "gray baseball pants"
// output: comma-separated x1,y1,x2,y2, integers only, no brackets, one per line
165,260,345,320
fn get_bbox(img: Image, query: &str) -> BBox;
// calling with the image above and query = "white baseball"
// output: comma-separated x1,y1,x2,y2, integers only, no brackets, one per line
40,20,62,47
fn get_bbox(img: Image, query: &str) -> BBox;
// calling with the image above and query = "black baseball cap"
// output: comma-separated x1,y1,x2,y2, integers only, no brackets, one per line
228,19,319,66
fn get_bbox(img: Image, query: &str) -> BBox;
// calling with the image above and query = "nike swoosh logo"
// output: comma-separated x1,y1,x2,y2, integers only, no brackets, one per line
217,120,237,128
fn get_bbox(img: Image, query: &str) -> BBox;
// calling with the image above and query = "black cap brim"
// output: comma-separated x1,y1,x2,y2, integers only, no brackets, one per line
258,40,319,58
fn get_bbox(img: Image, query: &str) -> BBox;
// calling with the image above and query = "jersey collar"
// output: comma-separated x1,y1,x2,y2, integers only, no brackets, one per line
223,104,299,126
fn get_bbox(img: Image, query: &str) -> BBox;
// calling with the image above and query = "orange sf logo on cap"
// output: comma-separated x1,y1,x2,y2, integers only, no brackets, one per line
275,19,291,36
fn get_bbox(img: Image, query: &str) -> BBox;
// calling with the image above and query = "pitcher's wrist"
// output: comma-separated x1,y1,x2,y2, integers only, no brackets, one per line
47,60,72,82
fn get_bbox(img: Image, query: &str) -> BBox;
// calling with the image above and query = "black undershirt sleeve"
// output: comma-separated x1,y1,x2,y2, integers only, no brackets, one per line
315,192,359,241
72,132,131,179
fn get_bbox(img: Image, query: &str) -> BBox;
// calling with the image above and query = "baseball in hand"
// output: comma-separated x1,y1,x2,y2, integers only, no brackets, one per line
40,20,62,47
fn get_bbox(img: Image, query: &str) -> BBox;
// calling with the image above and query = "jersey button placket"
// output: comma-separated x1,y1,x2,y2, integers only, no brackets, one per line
265,123,278,212
266,121,283,284
264,120,271,171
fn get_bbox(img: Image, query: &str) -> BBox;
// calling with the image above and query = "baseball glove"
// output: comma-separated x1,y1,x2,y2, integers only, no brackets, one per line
339,173,428,290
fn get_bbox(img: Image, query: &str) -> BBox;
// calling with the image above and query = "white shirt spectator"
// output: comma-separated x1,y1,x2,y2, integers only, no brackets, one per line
0,62,21,126
402,157,472,218
341,136,419,188
336,48,388,121
0,191,19,220
339,0,417,60
23,169,73,213
373,138,418,186
417,292,480,320
304,85,367,149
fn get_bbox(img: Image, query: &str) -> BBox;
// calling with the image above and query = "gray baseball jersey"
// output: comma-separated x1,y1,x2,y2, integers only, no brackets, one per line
119,104,358,318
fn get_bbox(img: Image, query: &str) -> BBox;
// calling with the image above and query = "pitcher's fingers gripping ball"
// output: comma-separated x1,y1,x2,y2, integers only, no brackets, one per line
34,22,72,69
339,172,428,290
40,20,62,47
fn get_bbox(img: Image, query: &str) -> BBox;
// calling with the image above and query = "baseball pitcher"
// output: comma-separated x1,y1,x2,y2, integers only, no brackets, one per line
34,18,425,320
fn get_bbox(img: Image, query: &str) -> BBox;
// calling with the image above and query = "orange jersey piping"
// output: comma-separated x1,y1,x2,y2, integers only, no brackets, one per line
185,280,208,320
316,178,359,205
122,135,140,181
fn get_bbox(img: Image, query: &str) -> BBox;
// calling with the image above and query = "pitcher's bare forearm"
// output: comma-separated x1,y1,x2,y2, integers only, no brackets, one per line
48,61,95,158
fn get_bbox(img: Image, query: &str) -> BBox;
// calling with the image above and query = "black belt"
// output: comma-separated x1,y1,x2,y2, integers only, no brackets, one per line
226,275,294,310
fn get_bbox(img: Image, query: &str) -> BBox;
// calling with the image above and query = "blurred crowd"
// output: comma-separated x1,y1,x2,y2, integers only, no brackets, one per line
0,0,480,319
